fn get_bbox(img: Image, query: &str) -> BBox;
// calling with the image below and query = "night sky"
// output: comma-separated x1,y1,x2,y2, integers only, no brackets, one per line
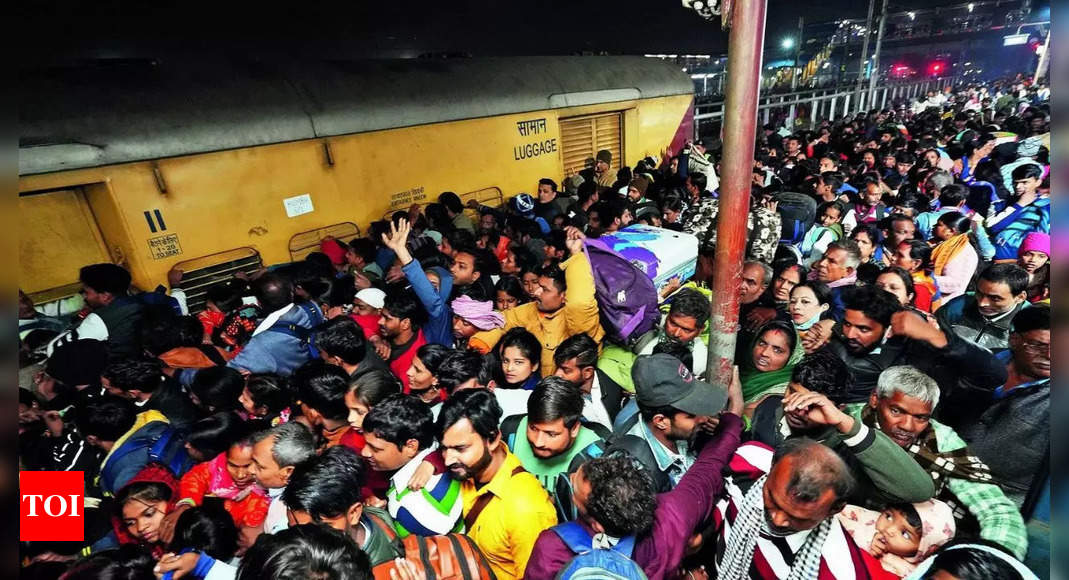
19,0,982,64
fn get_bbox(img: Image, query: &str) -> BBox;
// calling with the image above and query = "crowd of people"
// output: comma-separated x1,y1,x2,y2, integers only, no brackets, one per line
18,76,1050,580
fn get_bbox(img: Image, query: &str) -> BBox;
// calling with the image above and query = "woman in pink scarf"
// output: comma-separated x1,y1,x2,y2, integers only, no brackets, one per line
838,500,956,578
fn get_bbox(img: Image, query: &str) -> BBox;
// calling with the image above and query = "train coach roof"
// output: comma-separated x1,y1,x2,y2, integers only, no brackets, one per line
19,56,692,175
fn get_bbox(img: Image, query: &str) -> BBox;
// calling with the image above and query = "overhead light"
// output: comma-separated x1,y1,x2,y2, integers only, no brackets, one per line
782,37,795,49
968,3,974,11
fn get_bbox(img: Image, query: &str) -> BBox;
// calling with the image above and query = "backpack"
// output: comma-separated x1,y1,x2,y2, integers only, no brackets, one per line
583,239,660,345
552,521,648,580
263,301,325,359
774,191,817,245
371,532,496,580
100,423,192,495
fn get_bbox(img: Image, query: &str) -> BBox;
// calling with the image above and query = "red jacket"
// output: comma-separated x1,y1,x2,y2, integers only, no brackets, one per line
390,330,427,393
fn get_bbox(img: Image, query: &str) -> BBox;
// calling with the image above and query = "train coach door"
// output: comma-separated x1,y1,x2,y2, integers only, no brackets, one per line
19,187,113,303
559,112,623,176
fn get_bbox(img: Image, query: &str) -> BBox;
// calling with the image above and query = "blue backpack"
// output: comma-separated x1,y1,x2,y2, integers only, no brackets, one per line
552,521,648,580
583,239,660,345
264,301,326,359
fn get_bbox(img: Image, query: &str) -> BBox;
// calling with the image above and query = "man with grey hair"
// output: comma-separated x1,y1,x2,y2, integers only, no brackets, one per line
248,421,317,533
923,169,954,199
711,439,871,579
810,239,861,321
846,365,1027,559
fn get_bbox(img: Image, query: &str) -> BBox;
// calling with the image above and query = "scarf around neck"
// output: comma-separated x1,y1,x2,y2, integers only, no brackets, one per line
860,406,994,494
719,474,833,580
740,331,806,403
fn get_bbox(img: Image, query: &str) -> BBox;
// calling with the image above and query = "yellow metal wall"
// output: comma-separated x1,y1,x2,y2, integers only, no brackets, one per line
19,94,692,294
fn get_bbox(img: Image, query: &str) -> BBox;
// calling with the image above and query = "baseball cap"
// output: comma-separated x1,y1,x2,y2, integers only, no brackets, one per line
631,353,727,417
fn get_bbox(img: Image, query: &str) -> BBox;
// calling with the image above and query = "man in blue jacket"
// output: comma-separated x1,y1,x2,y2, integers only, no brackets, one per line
379,218,455,346
226,273,324,375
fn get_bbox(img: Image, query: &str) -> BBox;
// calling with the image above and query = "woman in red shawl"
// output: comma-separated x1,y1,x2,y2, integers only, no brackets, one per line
112,463,180,559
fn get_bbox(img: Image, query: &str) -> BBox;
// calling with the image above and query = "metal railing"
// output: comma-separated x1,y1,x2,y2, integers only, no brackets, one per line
693,76,959,137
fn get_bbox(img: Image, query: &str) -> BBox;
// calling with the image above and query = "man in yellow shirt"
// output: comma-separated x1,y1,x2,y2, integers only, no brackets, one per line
471,226,604,376
438,389,558,579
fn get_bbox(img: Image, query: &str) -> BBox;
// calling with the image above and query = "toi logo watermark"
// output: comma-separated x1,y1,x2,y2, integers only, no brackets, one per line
20,471,84,541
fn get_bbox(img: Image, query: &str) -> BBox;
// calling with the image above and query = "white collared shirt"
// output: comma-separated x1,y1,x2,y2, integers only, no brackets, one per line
252,303,295,337
582,374,613,432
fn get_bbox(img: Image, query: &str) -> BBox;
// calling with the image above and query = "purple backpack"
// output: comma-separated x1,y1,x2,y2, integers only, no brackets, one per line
583,239,660,344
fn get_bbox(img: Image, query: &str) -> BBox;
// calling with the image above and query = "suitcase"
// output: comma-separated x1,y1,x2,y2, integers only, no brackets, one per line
596,225,698,296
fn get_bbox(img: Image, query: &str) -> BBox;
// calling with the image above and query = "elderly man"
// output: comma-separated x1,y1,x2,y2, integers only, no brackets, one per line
711,439,873,579
809,240,860,321
851,366,1027,559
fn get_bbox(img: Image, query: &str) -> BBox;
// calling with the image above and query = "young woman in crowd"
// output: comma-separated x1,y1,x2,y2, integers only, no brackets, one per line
891,240,941,312
237,373,292,425
344,369,403,434
494,276,529,311
496,327,542,390
406,343,451,415
1016,232,1050,303
788,281,833,354
875,267,919,310
113,464,181,558
930,212,981,303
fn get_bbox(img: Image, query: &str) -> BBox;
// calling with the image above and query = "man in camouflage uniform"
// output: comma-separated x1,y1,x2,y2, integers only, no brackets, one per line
682,197,781,264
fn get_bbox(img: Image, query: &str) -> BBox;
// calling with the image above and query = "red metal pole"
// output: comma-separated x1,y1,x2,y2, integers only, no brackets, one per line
708,0,767,387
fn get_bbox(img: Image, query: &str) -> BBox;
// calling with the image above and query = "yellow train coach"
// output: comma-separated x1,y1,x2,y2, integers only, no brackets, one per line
19,56,694,311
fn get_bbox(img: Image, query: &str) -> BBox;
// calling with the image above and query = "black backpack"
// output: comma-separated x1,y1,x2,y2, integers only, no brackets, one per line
775,191,817,245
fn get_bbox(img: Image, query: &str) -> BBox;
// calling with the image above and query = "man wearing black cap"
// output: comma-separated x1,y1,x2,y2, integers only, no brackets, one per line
609,353,729,492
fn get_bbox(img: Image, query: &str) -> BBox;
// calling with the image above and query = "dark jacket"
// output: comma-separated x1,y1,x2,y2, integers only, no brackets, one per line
143,378,198,431
947,352,1050,510
936,295,1025,353
826,313,1008,403
594,369,626,425
93,299,146,361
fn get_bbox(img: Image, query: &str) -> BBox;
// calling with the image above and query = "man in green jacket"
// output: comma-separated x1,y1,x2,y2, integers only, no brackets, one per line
856,365,1028,559
500,376,608,522
749,349,935,506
